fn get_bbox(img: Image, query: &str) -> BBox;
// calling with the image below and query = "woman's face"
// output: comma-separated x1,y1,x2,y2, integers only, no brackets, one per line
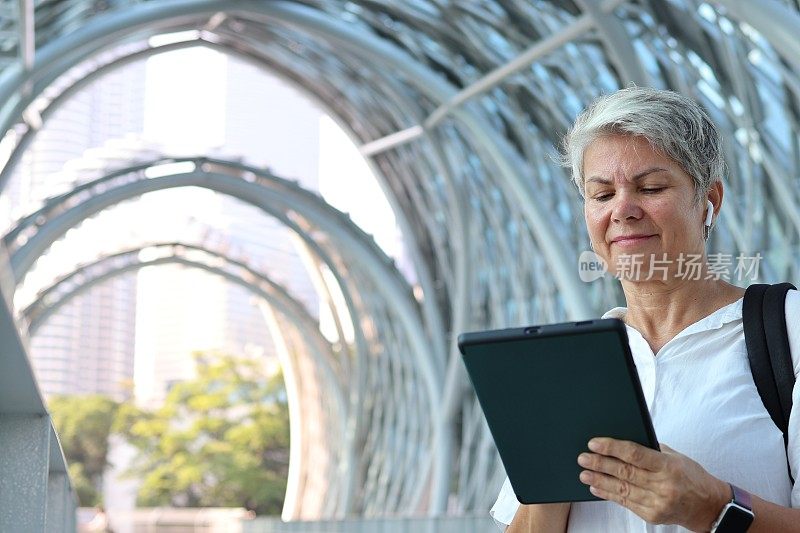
582,134,710,282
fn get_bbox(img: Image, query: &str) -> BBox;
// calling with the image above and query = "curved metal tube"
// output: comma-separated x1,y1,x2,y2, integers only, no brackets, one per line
10,162,437,514
23,243,348,517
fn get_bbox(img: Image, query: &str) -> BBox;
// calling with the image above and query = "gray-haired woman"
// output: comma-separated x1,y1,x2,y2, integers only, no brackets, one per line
491,87,800,532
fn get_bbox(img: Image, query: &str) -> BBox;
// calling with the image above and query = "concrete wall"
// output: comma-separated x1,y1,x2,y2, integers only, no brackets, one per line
0,244,77,532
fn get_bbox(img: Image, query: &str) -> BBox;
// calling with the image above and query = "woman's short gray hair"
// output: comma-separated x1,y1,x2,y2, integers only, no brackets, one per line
562,87,725,202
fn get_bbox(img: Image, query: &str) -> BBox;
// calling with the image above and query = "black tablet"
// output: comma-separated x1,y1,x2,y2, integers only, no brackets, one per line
458,318,658,504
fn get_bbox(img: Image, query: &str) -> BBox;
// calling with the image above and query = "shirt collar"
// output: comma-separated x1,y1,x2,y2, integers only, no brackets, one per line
601,297,743,341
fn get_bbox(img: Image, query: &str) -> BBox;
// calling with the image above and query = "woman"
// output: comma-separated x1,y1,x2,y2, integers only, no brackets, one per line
491,87,800,532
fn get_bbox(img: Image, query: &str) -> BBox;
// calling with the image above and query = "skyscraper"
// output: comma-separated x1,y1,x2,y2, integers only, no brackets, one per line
5,63,147,402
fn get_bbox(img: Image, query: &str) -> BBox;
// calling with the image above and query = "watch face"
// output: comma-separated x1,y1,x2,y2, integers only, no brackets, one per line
716,503,754,532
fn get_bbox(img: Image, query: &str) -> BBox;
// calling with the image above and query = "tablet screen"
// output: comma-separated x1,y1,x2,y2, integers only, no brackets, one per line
459,319,658,503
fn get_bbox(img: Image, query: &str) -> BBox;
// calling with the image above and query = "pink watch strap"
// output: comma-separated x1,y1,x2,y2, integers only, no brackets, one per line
730,484,752,510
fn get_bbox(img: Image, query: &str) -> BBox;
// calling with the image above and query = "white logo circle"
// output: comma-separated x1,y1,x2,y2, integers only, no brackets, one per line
578,250,607,282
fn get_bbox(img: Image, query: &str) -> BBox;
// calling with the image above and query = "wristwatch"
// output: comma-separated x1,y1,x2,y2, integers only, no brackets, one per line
710,484,754,532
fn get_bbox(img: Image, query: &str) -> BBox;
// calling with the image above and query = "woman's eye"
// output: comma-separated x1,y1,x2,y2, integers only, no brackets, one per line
641,187,665,194
593,193,613,201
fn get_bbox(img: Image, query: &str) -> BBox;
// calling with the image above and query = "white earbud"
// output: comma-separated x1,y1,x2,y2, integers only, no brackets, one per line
704,199,714,227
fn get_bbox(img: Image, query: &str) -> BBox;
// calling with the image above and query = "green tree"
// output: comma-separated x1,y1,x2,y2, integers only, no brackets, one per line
115,352,290,515
48,394,119,505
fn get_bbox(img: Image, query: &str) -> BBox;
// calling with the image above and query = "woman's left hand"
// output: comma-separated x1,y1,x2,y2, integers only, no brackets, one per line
578,437,731,532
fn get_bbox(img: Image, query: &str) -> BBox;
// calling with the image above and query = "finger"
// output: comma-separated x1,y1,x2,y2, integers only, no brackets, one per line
586,483,663,523
588,438,664,471
579,469,656,508
577,452,653,486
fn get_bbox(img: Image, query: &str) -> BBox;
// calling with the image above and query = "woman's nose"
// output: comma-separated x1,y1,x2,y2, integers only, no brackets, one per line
611,194,644,222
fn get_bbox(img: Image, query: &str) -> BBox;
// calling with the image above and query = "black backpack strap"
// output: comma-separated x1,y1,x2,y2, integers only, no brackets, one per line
763,283,796,435
743,285,782,432
743,282,796,482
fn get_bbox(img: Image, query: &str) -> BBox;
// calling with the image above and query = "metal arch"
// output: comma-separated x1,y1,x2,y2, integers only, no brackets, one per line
0,32,446,402
26,250,345,415
8,160,439,513
292,240,351,379
574,0,655,87
7,166,441,399
0,38,203,190
757,140,800,238
18,0,34,73
418,0,628,131
266,303,343,519
0,0,212,130
0,0,592,327
0,40,453,487
0,33,452,466
263,303,329,520
712,0,800,74
21,243,349,517
289,246,373,515
298,60,474,449
238,1,594,322
210,30,447,379
5,157,429,516
7,163,438,371
0,3,18,69
351,279,429,510
296,112,447,508
258,238,381,517
24,243,328,358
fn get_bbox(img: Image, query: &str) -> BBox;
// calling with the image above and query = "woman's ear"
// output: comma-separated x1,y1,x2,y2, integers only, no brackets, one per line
706,181,724,225
703,181,723,240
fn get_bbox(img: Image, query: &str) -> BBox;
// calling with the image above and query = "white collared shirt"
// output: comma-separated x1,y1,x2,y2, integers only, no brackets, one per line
491,291,800,532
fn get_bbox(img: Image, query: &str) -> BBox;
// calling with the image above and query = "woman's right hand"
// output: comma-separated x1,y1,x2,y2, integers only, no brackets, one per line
506,502,571,532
